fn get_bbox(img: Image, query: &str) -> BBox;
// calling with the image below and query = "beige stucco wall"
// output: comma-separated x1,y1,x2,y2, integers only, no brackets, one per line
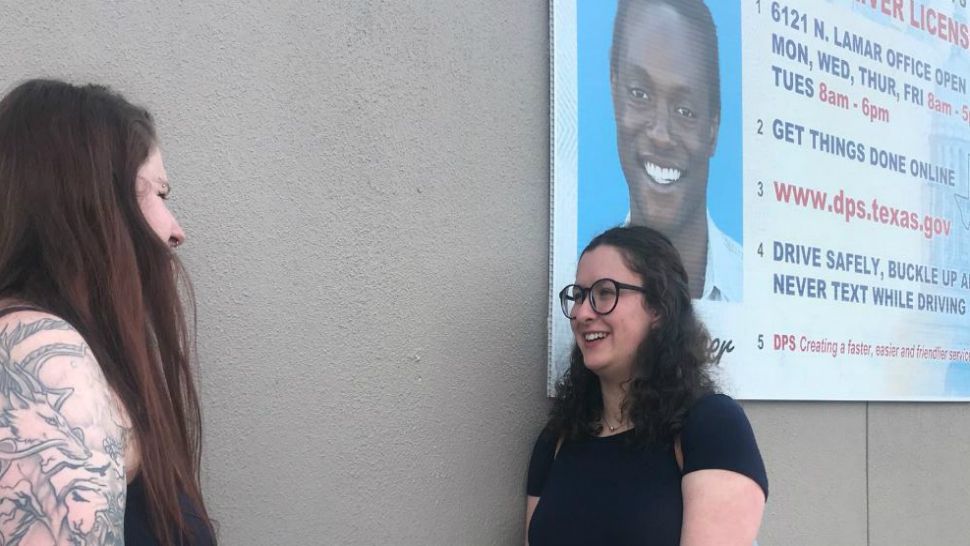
2,2,968,544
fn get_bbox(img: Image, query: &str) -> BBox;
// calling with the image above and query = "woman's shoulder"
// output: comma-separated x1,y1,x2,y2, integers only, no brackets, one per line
687,392,744,418
0,304,86,356
0,303,131,541
526,423,559,497
532,423,558,448
0,304,91,366
0,304,121,408
0,302,125,434
681,392,758,458
680,392,768,497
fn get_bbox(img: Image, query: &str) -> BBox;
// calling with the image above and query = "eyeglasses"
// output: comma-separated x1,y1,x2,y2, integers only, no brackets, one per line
558,278,648,319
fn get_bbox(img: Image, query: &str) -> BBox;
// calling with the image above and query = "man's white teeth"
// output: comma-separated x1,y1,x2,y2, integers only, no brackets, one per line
644,161,682,185
584,332,607,341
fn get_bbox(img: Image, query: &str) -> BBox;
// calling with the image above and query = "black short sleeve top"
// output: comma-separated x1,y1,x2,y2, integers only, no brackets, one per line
526,394,767,546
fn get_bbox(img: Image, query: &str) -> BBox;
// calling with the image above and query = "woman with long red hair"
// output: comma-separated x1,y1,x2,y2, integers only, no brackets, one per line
0,79,214,545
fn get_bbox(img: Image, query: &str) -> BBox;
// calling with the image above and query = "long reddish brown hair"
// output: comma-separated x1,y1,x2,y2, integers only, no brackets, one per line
0,79,212,545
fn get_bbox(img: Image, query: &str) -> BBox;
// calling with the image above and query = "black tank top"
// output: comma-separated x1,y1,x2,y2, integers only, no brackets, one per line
125,474,215,545
0,305,215,545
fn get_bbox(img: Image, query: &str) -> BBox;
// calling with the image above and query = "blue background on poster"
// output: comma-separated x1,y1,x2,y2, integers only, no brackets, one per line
576,1,742,253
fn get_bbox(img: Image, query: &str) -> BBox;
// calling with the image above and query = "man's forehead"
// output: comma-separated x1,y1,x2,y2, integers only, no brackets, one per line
614,7,715,88
616,3,713,60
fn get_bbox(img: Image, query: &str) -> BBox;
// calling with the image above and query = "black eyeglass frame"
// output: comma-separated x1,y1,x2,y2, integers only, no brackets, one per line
558,278,649,319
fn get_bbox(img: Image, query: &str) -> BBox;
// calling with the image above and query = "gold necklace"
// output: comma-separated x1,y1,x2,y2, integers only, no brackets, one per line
603,413,627,433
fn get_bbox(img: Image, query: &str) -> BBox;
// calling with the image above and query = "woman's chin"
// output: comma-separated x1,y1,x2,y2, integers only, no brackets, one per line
582,358,610,374
583,356,635,382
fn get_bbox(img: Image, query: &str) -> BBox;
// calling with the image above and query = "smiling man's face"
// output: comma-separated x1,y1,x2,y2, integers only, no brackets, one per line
611,1,719,231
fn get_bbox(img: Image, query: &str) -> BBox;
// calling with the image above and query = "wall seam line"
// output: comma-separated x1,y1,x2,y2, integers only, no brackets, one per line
866,402,870,546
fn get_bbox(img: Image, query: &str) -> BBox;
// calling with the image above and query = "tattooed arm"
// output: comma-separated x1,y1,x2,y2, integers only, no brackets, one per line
0,310,129,545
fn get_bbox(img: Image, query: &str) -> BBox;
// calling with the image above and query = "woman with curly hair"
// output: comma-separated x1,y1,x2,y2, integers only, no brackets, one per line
526,226,767,545
0,79,214,545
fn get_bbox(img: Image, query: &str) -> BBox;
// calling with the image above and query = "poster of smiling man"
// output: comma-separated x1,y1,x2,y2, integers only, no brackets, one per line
549,0,970,400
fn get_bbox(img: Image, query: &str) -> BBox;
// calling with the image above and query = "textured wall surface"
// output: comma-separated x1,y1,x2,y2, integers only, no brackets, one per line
868,403,970,546
746,402,869,545
1,2,967,545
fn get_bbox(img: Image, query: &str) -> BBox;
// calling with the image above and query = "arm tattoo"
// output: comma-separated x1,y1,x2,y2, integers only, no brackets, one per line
0,317,127,545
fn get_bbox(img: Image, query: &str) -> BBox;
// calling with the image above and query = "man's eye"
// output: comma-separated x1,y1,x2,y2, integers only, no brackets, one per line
676,106,696,119
629,87,650,100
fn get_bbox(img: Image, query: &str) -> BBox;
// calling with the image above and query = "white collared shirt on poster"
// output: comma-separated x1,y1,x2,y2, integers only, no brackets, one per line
623,211,742,302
